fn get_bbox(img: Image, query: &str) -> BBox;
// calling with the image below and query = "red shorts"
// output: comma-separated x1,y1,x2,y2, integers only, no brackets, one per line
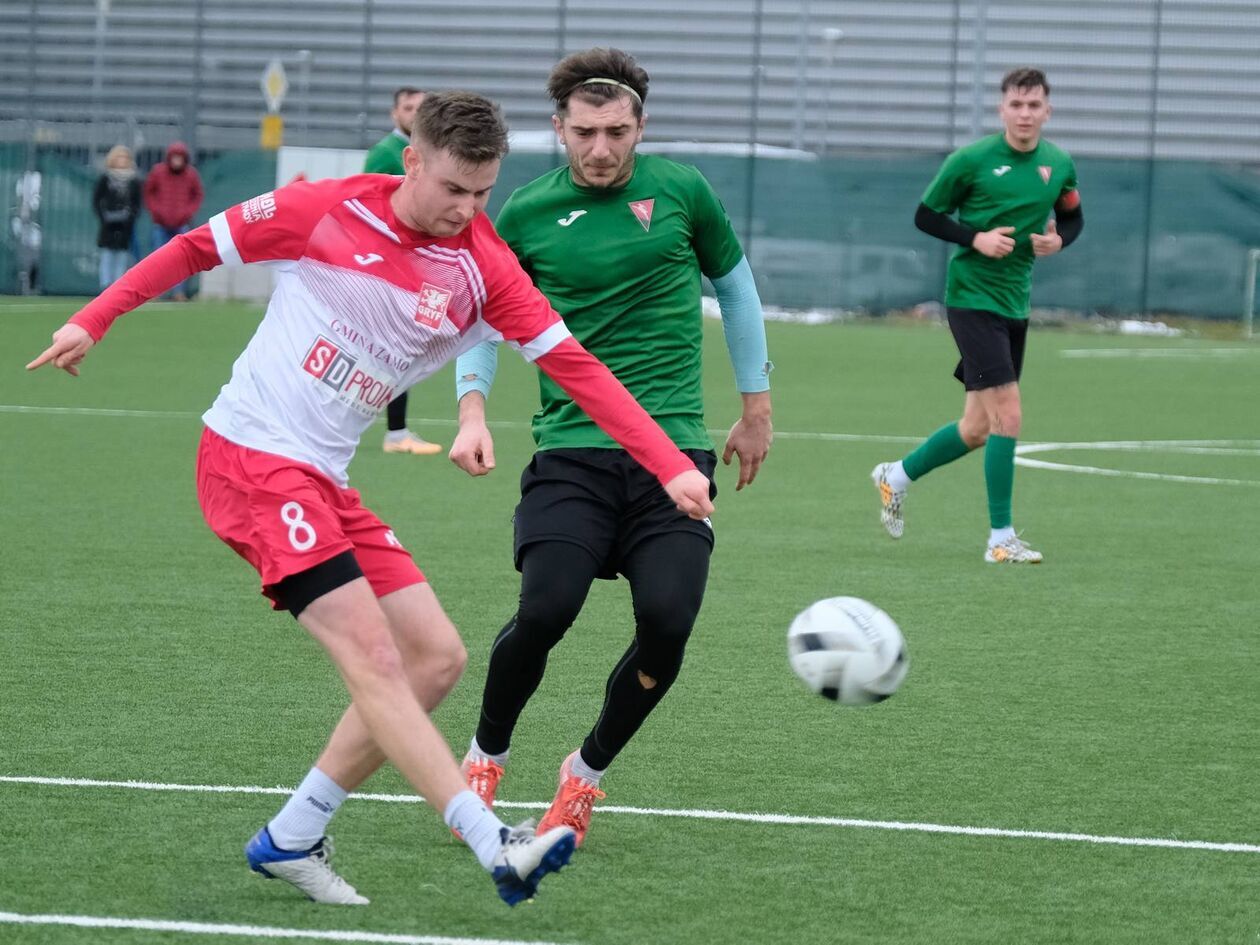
195,427,424,607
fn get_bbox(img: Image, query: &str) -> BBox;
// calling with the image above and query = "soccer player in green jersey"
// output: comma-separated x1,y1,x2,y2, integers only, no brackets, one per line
449,48,773,845
872,67,1084,564
365,86,443,457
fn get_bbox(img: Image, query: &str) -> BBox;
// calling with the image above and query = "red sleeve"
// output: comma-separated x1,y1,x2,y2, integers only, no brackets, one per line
470,218,696,488
472,216,563,346
69,225,221,341
208,178,345,266
534,338,698,487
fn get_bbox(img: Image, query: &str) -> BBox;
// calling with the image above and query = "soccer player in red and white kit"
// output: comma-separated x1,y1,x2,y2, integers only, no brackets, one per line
27,91,714,907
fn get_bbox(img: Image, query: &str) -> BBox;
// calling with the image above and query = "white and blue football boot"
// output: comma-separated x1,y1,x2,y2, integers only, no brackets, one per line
245,827,369,905
491,821,576,906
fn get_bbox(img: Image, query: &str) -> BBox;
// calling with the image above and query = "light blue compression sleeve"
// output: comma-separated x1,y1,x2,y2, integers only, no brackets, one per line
711,255,772,393
454,339,500,402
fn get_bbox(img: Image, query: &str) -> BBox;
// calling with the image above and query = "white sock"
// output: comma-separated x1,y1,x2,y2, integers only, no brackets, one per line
468,736,509,766
267,767,348,851
444,789,508,871
989,526,1016,546
568,749,606,786
384,429,410,443
886,461,912,492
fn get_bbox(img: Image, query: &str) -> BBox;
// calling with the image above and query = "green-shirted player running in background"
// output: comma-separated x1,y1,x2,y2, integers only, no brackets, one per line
872,67,1084,564
449,47,773,845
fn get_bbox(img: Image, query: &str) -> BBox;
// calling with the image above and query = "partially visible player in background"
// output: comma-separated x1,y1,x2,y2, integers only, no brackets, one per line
365,86,443,456
872,67,1083,564
450,47,773,847
28,91,716,908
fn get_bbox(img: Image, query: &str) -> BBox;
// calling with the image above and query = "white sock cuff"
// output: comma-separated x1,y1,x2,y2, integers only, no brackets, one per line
989,526,1016,545
443,789,484,829
469,737,509,766
887,461,912,492
305,767,349,805
570,750,606,785
444,789,507,871
266,767,348,852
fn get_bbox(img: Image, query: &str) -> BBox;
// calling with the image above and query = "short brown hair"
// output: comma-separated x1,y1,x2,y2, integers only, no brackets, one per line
393,86,425,106
547,47,649,119
410,91,509,165
1001,68,1050,96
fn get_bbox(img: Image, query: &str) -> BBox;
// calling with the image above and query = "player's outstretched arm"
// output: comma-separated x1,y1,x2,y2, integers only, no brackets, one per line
30,225,223,363
26,323,94,377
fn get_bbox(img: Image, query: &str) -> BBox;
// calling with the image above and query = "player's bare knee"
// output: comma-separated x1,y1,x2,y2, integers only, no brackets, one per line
419,638,467,697
993,410,1022,437
342,622,408,683
959,418,989,448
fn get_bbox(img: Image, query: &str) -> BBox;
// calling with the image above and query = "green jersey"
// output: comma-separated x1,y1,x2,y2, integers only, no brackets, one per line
363,129,408,174
496,153,745,451
922,133,1077,319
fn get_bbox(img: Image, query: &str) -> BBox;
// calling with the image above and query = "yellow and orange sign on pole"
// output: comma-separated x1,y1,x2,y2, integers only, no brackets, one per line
259,59,288,150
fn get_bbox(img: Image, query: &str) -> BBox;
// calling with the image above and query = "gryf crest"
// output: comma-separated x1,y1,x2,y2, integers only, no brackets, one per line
1038,165,1053,184
415,282,452,330
628,198,655,232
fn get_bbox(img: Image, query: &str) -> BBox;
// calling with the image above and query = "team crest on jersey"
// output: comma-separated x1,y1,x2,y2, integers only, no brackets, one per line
414,282,452,330
628,198,655,232
1038,166,1053,184
242,192,277,223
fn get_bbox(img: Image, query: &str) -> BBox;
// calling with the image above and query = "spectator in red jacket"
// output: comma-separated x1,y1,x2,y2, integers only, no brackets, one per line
143,141,203,300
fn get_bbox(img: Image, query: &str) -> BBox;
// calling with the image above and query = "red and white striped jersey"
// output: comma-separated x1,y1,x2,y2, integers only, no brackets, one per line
69,174,695,489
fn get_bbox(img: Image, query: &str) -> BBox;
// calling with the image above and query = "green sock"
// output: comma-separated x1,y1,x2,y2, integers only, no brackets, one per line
985,434,1017,529
902,422,971,481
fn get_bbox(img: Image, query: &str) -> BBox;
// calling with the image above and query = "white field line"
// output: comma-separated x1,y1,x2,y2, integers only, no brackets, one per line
3,403,1256,484
1014,456,1260,487
1016,439,1260,456
1014,439,1260,487
0,911,577,945
1060,347,1256,359
2,775,1256,855
0,404,923,445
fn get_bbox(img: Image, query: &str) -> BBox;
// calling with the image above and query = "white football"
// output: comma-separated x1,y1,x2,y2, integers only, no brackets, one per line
787,597,909,705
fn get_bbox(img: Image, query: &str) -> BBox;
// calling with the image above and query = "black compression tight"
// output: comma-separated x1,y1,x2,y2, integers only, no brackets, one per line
475,532,711,769
385,392,408,432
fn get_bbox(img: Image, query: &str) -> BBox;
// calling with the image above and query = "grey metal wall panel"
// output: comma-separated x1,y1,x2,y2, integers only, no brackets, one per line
1,0,1256,161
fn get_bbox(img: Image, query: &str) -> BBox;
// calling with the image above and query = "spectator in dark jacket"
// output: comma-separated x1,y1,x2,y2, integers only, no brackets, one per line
142,140,203,300
93,145,142,291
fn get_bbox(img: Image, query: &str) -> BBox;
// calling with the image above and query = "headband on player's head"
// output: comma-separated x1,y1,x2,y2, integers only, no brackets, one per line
576,77,643,105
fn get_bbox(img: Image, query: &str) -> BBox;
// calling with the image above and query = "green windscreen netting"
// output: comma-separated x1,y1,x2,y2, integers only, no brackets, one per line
5,144,1258,319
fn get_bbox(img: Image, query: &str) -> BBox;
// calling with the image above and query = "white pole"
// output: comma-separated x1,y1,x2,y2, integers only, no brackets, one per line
1244,248,1260,340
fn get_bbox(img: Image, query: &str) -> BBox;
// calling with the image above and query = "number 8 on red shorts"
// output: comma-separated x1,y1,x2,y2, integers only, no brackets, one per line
196,427,424,607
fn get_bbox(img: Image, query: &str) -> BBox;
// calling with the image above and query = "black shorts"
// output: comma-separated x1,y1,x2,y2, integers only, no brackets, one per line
947,306,1028,390
513,447,718,581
